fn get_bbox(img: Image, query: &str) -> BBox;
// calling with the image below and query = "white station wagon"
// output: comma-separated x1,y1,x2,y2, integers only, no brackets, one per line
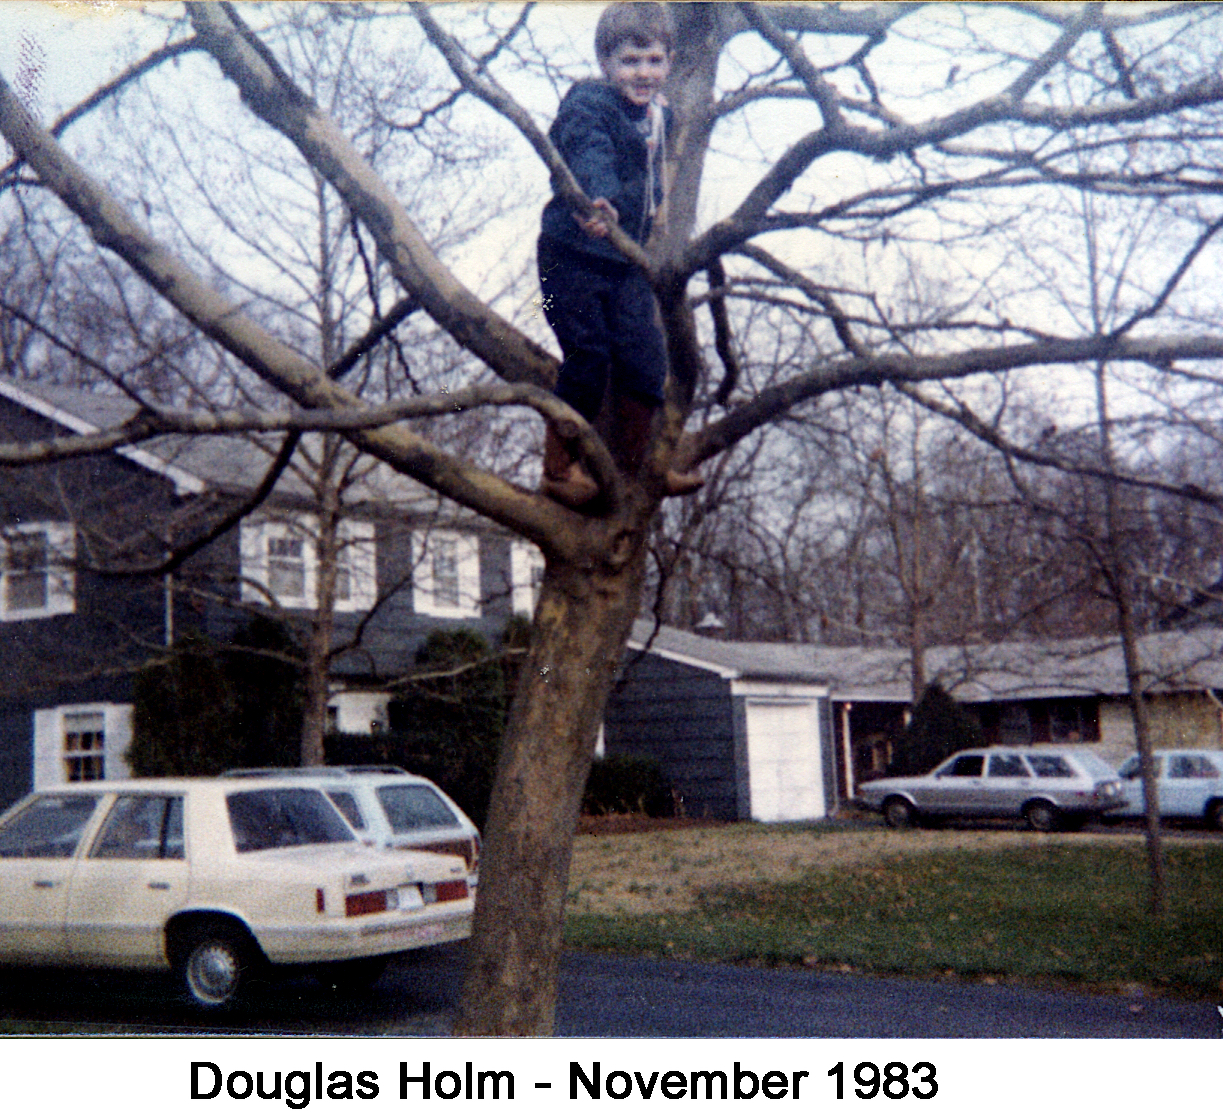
226,766,481,889
1111,750,1223,828
0,776,474,1010
857,746,1125,831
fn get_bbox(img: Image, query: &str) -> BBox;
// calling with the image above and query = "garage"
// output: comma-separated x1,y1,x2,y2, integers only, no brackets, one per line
743,698,826,822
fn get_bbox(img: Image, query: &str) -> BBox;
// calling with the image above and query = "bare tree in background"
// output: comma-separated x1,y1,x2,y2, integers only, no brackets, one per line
5,1,1223,1033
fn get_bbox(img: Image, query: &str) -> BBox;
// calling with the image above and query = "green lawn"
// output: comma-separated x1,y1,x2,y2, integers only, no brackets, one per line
564,839,1223,999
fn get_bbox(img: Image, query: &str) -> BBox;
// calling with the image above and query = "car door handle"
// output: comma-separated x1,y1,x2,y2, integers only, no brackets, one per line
33,880,58,888
147,882,171,891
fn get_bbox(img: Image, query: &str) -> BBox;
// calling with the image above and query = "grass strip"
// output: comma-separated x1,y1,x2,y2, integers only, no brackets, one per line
564,841,1223,999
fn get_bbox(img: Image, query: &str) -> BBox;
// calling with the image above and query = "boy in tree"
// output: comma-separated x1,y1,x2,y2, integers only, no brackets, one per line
537,2,702,506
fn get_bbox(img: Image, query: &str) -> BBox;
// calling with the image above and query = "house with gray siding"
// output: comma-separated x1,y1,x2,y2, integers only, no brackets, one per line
605,623,837,822
0,378,539,809
605,622,1223,823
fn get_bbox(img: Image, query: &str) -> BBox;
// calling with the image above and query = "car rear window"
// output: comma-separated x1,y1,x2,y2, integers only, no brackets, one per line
1026,754,1075,778
0,794,99,859
376,784,461,833
227,788,354,853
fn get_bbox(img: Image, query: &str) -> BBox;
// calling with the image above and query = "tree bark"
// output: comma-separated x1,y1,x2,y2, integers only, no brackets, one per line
453,541,646,1036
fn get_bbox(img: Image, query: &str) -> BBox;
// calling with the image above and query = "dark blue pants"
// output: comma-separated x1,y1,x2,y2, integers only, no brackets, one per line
538,235,667,421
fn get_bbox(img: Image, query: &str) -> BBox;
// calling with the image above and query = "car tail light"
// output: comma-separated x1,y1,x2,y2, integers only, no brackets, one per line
420,879,468,904
346,889,392,917
316,888,326,913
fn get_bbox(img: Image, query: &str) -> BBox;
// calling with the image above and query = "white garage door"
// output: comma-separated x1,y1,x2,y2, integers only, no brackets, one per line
745,700,824,822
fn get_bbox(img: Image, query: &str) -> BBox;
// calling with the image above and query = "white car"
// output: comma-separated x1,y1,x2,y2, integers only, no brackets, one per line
1112,750,1223,828
0,776,473,1010
226,766,481,889
857,747,1125,831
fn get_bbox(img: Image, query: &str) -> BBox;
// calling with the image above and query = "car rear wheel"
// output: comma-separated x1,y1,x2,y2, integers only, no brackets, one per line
175,922,258,1011
1205,800,1223,831
1024,800,1060,833
882,797,916,829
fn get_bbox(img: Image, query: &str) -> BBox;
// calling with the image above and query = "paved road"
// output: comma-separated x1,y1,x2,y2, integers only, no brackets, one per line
0,945,1215,1038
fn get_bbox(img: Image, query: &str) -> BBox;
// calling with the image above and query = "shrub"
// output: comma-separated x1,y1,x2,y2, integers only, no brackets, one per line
888,682,986,777
129,618,303,775
583,754,674,817
328,629,507,828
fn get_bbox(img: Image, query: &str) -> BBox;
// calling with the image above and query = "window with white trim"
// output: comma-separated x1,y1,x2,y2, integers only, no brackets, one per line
240,517,376,612
412,531,481,618
63,710,106,782
33,704,132,790
1,522,75,621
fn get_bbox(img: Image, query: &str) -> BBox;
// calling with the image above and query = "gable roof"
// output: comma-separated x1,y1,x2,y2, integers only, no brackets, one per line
0,377,434,510
630,620,1223,703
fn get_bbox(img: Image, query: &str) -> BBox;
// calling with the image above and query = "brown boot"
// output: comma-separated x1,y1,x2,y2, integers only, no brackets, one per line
541,424,599,507
615,396,703,496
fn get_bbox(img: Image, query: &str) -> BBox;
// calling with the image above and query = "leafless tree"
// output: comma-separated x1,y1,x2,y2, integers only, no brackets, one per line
5,1,1223,1033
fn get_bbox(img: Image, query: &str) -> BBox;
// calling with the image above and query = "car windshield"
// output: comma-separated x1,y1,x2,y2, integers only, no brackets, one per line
376,784,461,833
0,794,99,858
226,788,354,853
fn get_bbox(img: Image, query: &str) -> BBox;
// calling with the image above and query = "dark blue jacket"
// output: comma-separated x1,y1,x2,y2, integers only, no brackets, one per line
541,80,670,264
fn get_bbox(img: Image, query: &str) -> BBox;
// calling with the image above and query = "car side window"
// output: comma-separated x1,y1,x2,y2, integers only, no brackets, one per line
988,754,1029,777
325,790,367,831
938,755,984,778
1118,757,1141,779
1168,754,1218,779
226,788,354,853
1027,755,1074,778
90,795,185,860
0,795,99,859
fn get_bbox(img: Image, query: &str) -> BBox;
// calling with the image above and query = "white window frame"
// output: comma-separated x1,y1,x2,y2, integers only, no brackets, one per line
0,521,75,622
510,539,544,616
33,704,133,789
412,530,481,618
240,516,377,612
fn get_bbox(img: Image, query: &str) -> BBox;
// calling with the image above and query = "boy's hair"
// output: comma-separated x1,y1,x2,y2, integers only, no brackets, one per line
594,3,675,61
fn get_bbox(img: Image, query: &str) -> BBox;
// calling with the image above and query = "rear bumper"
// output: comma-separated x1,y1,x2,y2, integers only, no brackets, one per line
255,906,472,964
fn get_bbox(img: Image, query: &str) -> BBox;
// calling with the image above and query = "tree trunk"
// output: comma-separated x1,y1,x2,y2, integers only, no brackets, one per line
453,544,645,1036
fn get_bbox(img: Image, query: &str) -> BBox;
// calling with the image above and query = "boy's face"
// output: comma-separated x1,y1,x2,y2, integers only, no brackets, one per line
600,38,671,106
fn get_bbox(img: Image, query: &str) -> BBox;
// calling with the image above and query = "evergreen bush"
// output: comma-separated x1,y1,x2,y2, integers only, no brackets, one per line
128,618,303,775
888,682,986,777
583,754,674,817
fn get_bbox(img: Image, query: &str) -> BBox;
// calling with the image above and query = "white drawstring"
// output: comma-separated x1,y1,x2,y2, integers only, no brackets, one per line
645,99,667,235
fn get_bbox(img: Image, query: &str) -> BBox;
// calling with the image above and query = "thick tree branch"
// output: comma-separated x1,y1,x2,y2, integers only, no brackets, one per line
186,2,558,389
411,2,650,273
738,4,844,132
0,381,618,496
684,58,1223,276
688,333,1223,465
1,37,201,190
895,382,1223,509
1004,2,1100,103
0,72,610,552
